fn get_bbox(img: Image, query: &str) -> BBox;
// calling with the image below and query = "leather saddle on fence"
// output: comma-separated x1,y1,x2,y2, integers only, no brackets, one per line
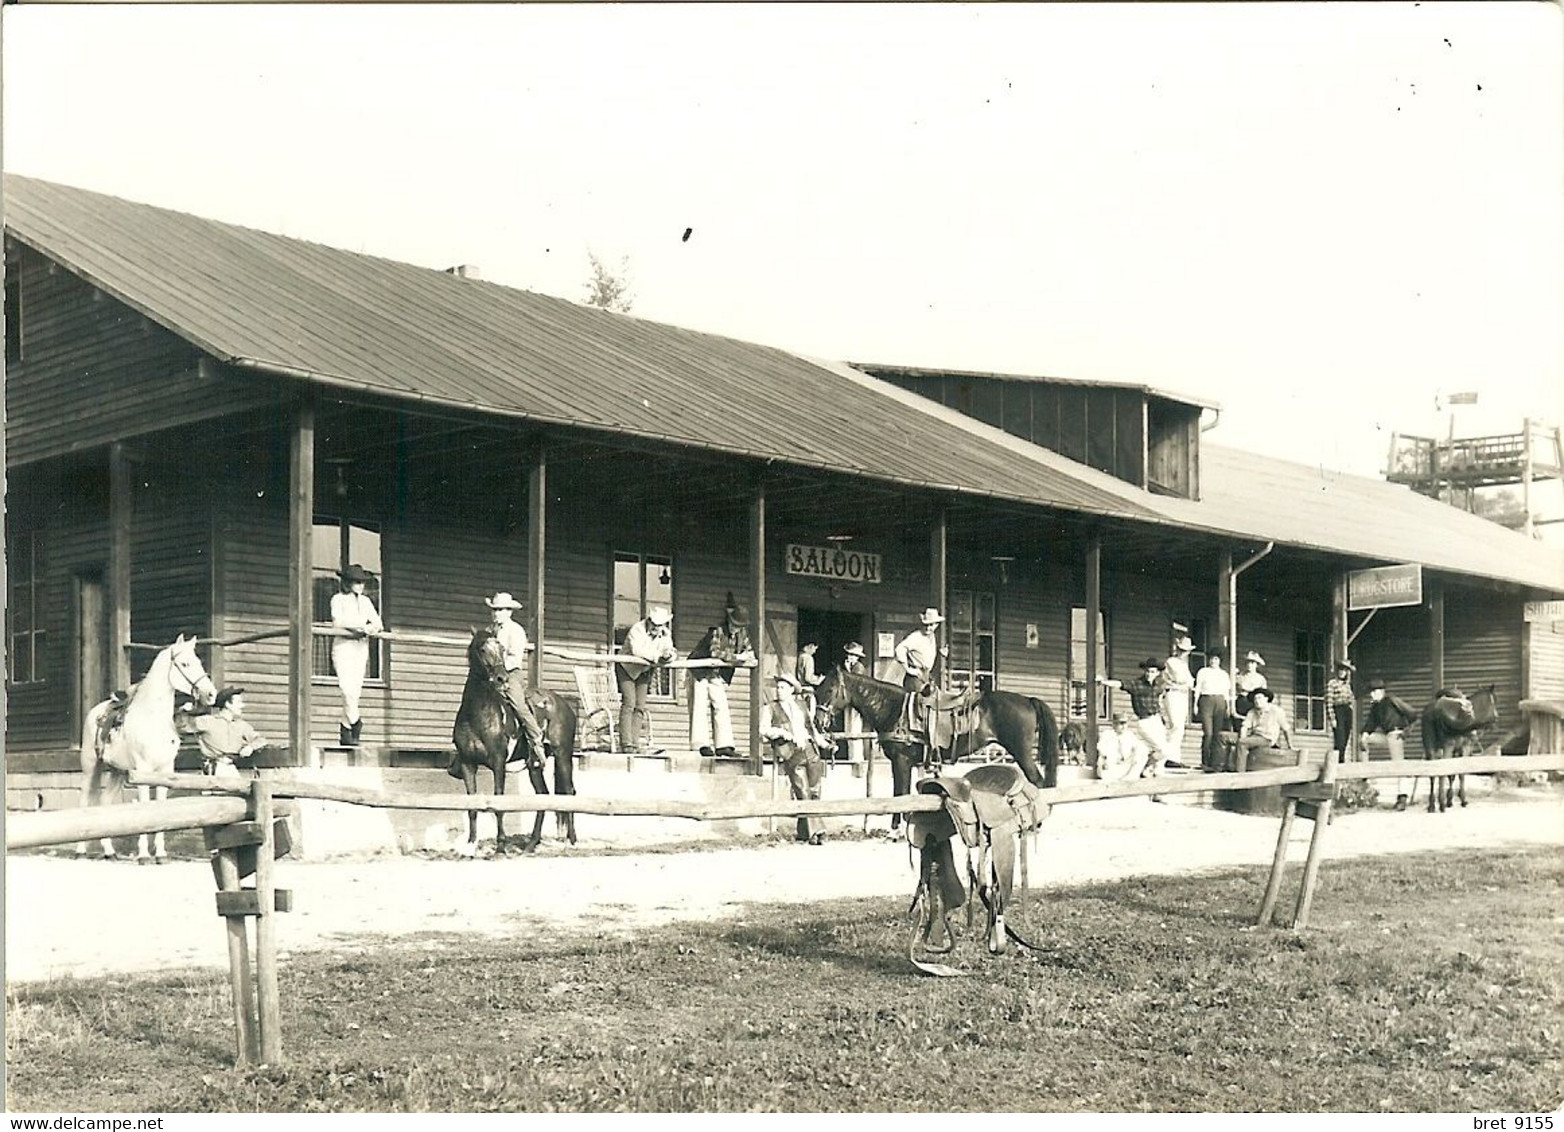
906,763,1049,974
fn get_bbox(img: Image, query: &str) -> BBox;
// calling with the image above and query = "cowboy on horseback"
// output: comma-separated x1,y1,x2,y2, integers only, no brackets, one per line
484,592,548,764
894,607,945,694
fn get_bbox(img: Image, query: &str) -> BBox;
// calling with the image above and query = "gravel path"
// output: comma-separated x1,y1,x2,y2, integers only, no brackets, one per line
8,785,1560,984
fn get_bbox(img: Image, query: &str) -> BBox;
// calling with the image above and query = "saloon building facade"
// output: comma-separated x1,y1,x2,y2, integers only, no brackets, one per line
6,176,1562,814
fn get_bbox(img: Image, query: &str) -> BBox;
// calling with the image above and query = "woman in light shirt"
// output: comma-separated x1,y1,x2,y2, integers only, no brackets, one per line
1193,650,1233,772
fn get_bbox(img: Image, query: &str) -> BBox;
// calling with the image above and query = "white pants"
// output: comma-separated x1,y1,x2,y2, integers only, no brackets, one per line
690,676,735,751
332,638,370,726
1164,690,1191,757
1362,732,1414,798
1132,715,1174,772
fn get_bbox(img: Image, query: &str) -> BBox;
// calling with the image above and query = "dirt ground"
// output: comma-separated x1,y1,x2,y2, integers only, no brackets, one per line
7,782,1561,985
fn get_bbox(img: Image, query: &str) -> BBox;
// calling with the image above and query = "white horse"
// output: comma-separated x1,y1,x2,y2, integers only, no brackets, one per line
77,634,216,862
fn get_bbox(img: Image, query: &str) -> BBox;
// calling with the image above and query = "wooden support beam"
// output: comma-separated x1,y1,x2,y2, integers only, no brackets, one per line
288,402,316,769
108,441,132,691
251,782,283,1065
528,443,547,689
931,504,948,686
1084,534,1101,765
1429,575,1445,693
1217,549,1235,664
748,481,767,775
1331,573,1353,760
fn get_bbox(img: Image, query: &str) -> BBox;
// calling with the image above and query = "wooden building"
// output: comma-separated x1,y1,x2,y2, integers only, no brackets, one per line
6,176,1562,813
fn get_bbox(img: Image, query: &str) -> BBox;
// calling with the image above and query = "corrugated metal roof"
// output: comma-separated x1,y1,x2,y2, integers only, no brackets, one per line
2,174,1156,522
870,370,1564,592
853,361,1222,412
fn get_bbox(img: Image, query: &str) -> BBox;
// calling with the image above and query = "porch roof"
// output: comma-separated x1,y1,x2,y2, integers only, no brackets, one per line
3,175,1155,523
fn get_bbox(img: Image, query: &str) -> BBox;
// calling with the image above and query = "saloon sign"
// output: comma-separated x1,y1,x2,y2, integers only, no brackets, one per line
1347,564,1424,610
785,543,881,584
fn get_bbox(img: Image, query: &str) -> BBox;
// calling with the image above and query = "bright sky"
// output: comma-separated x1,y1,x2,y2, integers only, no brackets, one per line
4,3,1561,502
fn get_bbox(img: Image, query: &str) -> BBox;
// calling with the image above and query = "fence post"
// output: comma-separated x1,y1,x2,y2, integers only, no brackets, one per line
1292,752,1339,929
1255,798,1298,928
252,781,284,1063
209,834,259,1065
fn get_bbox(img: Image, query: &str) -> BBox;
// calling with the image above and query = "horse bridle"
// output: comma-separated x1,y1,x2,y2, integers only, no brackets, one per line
168,647,216,702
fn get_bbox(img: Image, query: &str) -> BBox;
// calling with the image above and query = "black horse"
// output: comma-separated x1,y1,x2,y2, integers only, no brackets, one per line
1419,685,1498,813
814,667,1058,830
451,627,579,853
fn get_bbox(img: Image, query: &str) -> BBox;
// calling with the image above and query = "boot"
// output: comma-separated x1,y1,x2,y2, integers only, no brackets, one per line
350,720,363,746
339,724,353,747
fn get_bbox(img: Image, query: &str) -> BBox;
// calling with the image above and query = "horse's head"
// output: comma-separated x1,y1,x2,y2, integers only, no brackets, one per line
1471,684,1499,728
470,626,507,687
166,634,216,706
814,665,850,730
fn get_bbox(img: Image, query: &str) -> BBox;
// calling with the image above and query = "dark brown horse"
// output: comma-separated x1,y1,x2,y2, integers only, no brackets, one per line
1419,685,1498,813
814,667,1058,830
451,627,578,853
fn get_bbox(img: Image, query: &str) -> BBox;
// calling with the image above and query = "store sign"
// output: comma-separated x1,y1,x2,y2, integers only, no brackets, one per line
785,543,881,584
1347,564,1423,610
1524,600,1564,623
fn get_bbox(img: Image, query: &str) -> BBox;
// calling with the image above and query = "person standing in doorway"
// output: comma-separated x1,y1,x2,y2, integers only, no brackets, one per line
1162,627,1197,767
1234,651,1268,720
1325,659,1357,762
842,641,867,676
1193,650,1233,772
840,641,868,761
895,608,945,693
617,605,676,754
760,671,827,845
330,564,383,747
687,596,755,758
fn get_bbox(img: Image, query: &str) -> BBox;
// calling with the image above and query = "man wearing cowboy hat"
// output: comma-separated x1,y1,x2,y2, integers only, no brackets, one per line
842,641,867,675
687,593,756,757
617,605,677,754
330,563,384,747
1161,625,1197,766
894,608,946,693
760,671,828,845
1094,712,1150,783
1325,658,1358,762
189,686,273,776
1124,657,1176,777
485,592,548,763
1361,676,1419,809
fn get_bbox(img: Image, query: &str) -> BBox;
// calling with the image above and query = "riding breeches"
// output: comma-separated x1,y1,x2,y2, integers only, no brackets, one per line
778,741,824,841
331,638,371,726
499,670,547,759
690,675,734,751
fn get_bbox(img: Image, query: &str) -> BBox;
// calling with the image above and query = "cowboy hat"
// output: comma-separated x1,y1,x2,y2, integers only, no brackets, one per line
647,606,673,626
1336,658,1357,672
1140,657,1164,670
1245,651,1266,666
214,686,246,710
339,563,373,584
919,607,945,626
724,605,750,627
1369,677,1387,691
1250,686,1275,703
1173,635,1195,652
843,641,866,658
773,671,800,689
485,592,523,610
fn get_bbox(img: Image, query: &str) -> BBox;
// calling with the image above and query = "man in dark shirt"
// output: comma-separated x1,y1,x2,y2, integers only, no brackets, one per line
688,594,756,757
1125,658,1176,774
1361,677,1419,809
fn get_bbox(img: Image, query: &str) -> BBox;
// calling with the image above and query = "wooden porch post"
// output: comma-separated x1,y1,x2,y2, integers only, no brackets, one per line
527,442,547,689
288,402,316,768
931,504,948,686
108,441,133,693
1331,572,1353,759
1429,574,1445,693
1217,549,1235,663
748,480,766,775
1084,533,1101,764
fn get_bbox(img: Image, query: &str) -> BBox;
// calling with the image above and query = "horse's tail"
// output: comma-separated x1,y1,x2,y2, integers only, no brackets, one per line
1029,698,1059,789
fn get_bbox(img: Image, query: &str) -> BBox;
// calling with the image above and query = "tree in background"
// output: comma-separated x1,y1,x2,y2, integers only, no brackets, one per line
584,252,634,314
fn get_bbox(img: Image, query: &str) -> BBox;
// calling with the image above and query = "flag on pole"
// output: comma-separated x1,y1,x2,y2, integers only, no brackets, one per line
1447,392,1479,405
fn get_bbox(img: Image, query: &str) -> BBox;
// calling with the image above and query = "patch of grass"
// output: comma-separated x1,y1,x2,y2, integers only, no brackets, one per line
8,847,1562,1113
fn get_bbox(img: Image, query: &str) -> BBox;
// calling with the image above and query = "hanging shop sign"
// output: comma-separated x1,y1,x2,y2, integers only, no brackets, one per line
1347,564,1424,610
785,544,882,584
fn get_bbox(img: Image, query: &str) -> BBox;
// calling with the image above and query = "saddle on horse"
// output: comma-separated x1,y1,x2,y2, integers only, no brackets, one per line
906,763,1049,974
892,686,984,756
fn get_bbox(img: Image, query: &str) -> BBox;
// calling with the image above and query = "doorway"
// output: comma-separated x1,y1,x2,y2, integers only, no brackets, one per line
796,608,869,683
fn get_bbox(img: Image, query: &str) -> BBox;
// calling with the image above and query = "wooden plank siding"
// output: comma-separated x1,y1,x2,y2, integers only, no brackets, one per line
1529,618,1564,701
1443,588,1525,742
3,241,275,467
